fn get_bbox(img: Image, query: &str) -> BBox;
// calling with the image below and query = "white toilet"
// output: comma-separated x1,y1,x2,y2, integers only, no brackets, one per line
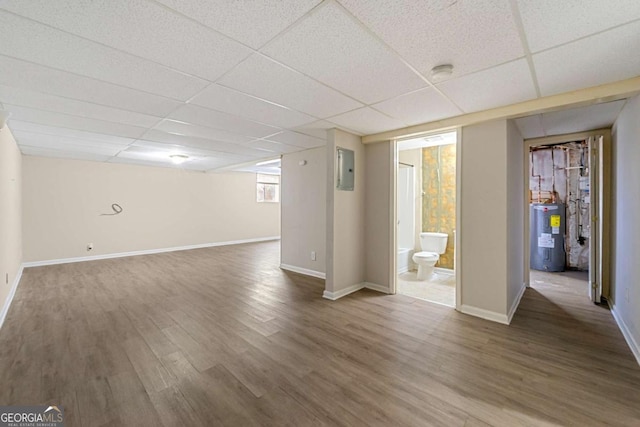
412,232,448,280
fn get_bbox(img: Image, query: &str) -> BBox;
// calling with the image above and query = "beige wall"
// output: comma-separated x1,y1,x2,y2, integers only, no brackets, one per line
611,94,640,359
280,147,326,275
365,141,393,289
460,120,508,315
398,148,422,252
0,127,22,316
460,119,524,322
22,156,280,262
506,120,525,313
325,129,365,295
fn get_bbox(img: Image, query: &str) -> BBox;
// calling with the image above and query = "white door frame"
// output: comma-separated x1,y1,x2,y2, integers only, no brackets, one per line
390,129,462,311
522,129,611,300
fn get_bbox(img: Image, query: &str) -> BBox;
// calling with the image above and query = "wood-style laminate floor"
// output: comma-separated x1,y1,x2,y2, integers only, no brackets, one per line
1,241,639,426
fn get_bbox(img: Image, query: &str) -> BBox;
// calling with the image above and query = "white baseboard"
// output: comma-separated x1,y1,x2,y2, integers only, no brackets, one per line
322,283,364,301
22,236,281,267
280,264,326,280
434,267,455,276
460,304,509,325
364,282,391,294
507,284,527,324
608,301,640,367
0,265,24,331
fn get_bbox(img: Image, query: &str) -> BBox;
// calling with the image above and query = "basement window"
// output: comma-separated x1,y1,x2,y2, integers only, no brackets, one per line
257,173,280,203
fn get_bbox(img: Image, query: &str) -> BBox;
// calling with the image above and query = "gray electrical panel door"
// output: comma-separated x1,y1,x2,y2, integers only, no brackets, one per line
336,147,354,191
530,203,566,272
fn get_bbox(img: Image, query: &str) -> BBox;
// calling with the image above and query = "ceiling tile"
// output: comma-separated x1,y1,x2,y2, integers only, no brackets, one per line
15,131,124,156
339,0,524,80
0,0,252,81
168,104,281,139
7,120,136,146
155,0,321,49
218,54,362,118
0,55,182,116
541,100,626,136
518,0,640,52
327,107,405,135
534,21,640,96
154,120,254,144
261,2,426,104
437,59,537,113
190,84,316,128
5,104,148,139
0,11,208,100
372,87,462,126
141,130,271,158
20,146,112,162
0,84,161,128
513,114,545,139
261,130,325,149
291,120,334,140
245,139,302,154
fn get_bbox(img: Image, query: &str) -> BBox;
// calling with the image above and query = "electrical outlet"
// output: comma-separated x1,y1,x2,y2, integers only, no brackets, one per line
311,251,316,261
5,273,8,285
87,243,94,252
626,287,630,303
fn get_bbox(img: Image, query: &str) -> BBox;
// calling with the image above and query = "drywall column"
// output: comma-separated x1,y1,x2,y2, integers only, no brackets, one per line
325,129,365,299
459,119,524,324
364,140,393,292
611,94,640,363
506,120,525,316
0,126,22,325
280,146,326,278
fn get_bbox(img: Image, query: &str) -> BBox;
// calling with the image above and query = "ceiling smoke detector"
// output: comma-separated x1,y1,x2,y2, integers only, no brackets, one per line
430,64,454,82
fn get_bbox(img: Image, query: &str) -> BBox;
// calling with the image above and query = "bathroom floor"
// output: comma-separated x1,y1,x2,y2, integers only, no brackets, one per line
397,269,456,307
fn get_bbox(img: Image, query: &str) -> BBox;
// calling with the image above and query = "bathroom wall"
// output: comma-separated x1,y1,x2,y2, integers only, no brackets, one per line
460,119,524,323
422,143,456,269
364,140,393,290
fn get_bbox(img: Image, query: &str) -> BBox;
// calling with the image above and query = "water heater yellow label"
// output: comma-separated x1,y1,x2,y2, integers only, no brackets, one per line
550,215,561,227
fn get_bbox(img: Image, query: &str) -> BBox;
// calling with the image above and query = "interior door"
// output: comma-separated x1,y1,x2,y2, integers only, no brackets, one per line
588,136,604,303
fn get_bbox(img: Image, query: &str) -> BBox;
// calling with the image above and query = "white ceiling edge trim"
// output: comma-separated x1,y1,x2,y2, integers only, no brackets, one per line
362,76,640,143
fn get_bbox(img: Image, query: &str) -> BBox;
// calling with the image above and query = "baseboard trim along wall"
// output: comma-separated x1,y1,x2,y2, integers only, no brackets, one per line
0,266,24,331
608,301,640,367
279,264,326,280
22,236,281,267
507,284,527,324
460,304,509,325
322,282,390,300
363,282,391,294
322,283,364,300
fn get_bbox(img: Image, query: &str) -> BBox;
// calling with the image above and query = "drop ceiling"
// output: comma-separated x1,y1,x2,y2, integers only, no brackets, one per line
0,0,639,171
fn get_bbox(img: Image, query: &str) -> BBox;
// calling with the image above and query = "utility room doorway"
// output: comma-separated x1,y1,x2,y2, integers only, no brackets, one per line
525,131,610,304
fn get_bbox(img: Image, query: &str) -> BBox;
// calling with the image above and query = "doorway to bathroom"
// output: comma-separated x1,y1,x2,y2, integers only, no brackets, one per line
395,131,458,307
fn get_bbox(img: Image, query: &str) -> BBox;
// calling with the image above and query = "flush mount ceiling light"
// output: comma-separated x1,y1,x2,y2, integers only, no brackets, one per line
430,64,454,82
169,154,189,164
